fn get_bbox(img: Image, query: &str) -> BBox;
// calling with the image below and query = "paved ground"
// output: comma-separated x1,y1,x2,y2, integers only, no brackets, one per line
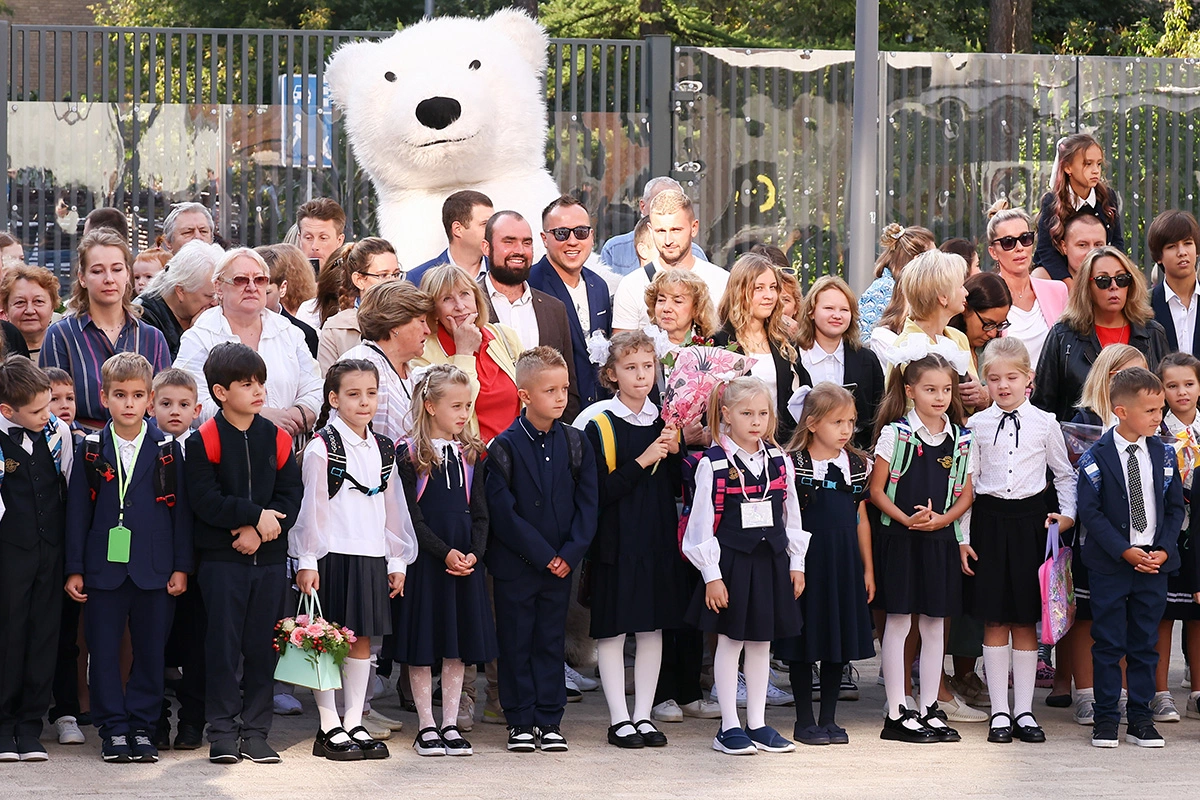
10,643,1200,800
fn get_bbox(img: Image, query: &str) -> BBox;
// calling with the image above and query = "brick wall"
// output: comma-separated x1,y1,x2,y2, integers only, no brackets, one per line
6,0,98,25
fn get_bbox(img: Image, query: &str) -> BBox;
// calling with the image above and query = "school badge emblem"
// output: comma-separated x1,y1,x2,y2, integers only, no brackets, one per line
4,458,16,473
937,455,954,469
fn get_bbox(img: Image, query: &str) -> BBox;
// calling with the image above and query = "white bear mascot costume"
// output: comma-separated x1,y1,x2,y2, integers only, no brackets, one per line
326,9,562,268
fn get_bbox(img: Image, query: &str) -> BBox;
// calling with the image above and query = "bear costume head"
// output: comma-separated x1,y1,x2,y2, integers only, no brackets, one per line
327,9,561,269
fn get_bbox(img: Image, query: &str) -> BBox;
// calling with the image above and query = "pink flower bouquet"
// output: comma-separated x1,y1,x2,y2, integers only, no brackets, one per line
661,345,751,429
273,595,356,691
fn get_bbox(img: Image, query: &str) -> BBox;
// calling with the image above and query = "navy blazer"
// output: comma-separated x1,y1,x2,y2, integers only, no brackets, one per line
1151,280,1200,356
528,256,613,406
65,426,193,591
407,249,488,288
1076,428,1184,575
484,417,598,581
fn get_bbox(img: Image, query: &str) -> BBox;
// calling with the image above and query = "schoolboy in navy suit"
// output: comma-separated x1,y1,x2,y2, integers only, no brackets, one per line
64,353,191,764
0,356,73,762
486,346,598,753
1077,367,1185,749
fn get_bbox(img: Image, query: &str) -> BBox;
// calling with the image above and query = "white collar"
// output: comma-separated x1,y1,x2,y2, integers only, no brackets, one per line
332,416,371,447
486,276,533,306
720,433,769,463
608,395,659,425
804,340,844,363
1164,277,1200,306
113,421,148,448
905,408,951,438
1164,411,1200,436
1113,428,1146,453
985,398,1031,418
1072,186,1098,211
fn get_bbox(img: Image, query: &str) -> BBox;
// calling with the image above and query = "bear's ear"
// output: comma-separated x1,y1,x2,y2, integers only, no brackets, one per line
487,8,549,75
326,39,378,109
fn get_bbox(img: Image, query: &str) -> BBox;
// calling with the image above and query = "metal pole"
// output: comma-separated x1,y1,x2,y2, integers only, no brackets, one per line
645,35,672,181
0,21,9,235
847,0,880,293
424,0,434,19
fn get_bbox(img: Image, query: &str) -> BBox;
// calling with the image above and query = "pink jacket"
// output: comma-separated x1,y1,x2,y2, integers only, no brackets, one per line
1031,278,1068,327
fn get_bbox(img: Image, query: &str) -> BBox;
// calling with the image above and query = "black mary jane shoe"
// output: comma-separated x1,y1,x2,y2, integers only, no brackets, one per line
987,712,1014,744
1045,693,1072,708
1013,712,1046,743
634,719,668,747
313,727,364,761
607,721,645,749
919,704,961,743
880,707,938,744
347,726,390,759
440,725,473,756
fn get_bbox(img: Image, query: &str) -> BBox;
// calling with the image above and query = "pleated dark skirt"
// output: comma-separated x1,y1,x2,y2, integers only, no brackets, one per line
964,493,1047,625
872,524,962,618
393,550,498,667
316,552,392,638
589,550,693,639
1166,531,1200,621
685,540,802,642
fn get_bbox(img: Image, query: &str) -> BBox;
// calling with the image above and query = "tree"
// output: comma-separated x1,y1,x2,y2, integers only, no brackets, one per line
988,0,1032,52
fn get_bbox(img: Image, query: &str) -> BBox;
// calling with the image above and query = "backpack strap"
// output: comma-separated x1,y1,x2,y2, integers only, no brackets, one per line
399,437,430,500
488,438,513,486
881,421,916,527
591,412,618,474
847,451,870,496
374,432,395,493
153,435,178,508
945,425,972,542
563,424,584,484
82,432,115,502
275,427,292,471
316,425,390,498
198,418,221,463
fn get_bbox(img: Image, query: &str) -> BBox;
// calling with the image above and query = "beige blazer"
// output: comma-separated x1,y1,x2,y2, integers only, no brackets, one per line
413,321,523,437
317,307,362,375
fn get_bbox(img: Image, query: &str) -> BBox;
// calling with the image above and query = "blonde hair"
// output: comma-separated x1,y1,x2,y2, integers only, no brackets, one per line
419,264,489,335
257,243,316,314
644,268,719,338
785,382,861,457
898,249,967,321
409,363,486,476
1059,246,1153,334
717,254,796,361
72,229,137,318
985,198,1034,242
215,247,269,283
706,376,776,444
796,275,862,351
514,345,568,389
100,351,153,391
1077,343,1145,422
648,189,694,219
599,330,656,392
874,223,935,279
978,336,1032,379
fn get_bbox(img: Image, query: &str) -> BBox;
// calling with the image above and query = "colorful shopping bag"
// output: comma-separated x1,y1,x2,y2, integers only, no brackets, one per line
273,593,346,691
1039,522,1075,646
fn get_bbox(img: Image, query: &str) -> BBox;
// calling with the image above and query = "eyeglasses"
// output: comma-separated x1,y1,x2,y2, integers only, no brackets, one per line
973,308,1012,332
990,232,1035,251
220,274,269,289
1092,272,1134,290
360,270,404,281
546,225,593,242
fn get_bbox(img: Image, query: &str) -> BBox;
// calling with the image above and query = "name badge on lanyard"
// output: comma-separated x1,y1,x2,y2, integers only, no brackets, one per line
741,498,774,528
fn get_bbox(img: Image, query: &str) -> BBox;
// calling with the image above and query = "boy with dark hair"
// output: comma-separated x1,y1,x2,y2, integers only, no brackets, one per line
1077,367,1185,748
65,352,191,763
0,356,73,761
486,346,598,753
1148,209,1200,355
185,342,303,764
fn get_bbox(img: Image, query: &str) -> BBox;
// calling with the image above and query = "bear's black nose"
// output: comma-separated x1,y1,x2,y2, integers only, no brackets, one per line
415,97,462,130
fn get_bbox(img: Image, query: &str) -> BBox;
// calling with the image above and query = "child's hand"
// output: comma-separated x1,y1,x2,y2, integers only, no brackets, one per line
1122,547,1157,573
257,509,287,541
232,527,261,555
864,571,876,604
462,553,478,569
388,572,405,598
548,556,571,578
64,574,87,603
663,426,681,454
444,548,467,570
296,568,319,595
907,501,944,531
959,544,977,576
167,571,188,596
636,431,673,469
682,420,711,448
705,578,729,612
904,502,935,529
1147,549,1169,568
445,549,475,576
1046,513,1074,532
791,570,805,599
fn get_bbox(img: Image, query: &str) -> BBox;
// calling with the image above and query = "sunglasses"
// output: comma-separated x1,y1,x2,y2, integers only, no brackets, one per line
1092,272,1134,290
990,232,1035,251
221,274,270,289
546,225,593,242
973,309,1012,332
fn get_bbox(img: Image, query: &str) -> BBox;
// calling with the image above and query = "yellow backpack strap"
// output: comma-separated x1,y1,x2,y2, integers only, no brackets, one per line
594,411,618,474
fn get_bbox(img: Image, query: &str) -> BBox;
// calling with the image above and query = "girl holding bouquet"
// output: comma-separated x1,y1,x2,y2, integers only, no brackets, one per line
291,360,419,761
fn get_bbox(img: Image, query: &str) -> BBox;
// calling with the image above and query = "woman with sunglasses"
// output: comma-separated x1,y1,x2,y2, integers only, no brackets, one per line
175,247,323,435
1031,246,1169,421
948,272,1013,370
317,238,405,373
985,201,1067,371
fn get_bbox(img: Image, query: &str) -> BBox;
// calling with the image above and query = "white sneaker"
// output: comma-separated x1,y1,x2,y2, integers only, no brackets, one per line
769,667,791,691
54,716,85,745
564,663,599,692
457,696,475,732
938,693,987,723
1152,691,1181,723
1186,692,1200,719
710,673,749,708
765,678,795,707
1184,674,1192,690
359,716,392,740
272,692,302,715
651,699,684,723
679,698,722,719
363,708,405,732
1073,690,1095,726
1119,689,1128,725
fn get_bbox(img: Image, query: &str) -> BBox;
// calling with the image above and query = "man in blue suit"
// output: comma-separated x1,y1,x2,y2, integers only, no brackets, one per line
407,190,493,287
64,353,191,764
1076,367,1185,749
529,195,613,408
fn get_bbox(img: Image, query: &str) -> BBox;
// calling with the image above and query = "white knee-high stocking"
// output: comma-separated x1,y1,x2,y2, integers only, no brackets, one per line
742,641,772,730
982,644,1012,718
713,634,744,731
916,615,945,715
882,613,914,716
341,656,372,732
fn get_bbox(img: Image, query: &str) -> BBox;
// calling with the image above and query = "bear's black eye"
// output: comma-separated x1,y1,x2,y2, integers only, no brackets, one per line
468,60,481,71
384,71,396,82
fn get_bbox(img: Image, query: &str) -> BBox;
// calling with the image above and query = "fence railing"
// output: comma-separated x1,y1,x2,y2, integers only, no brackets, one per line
6,23,1200,289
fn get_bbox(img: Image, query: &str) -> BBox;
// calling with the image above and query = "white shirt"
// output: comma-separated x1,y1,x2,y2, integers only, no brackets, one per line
1005,301,1049,371
800,341,845,386
1072,186,1098,211
874,408,965,464
113,424,146,473
1163,411,1199,528
867,325,899,365
1164,278,1200,354
289,417,419,574
335,342,417,442
748,352,778,401
572,395,659,430
681,435,810,583
564,277,592,336
961,401,1075,545
487,277,539,349
0,415,74,524
1114,428,1157,548
611,259,729,330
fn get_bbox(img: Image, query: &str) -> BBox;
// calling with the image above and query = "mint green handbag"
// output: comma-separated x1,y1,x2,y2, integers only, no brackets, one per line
273,593,343,691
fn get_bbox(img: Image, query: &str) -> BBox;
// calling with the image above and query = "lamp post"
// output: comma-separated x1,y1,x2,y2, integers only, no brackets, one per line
847,0,880,293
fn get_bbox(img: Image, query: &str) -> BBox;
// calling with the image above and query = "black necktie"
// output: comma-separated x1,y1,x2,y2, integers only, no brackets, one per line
8,427,39,446
995,410,1020,449
1127,444,1148,533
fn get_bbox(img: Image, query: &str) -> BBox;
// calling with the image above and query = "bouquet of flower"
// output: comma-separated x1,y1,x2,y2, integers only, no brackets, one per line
273,594,355,691
660,343,750,429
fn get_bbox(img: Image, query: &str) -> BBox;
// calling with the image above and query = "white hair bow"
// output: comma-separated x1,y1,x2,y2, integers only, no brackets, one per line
642,324,675,360
409,364,435,395
586,330,612,367
787,385,813,423
884,336,971,376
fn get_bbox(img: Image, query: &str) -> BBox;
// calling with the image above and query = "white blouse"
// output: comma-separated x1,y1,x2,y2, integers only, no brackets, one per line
748,352,778,400
335,341,417,442
681,435,810,583
289,417,419,575
1005,301,1049,372
800,341,846,387
573,395,659,430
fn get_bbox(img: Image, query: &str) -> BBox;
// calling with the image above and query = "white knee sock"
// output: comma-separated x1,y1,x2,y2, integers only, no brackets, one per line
742,641,771,730
441,660,465,737
713,635,744,732
982,644,1012,718
632,631,663,723
597,635,632,727
916,615,945,715
314,688,347,740
409,666,436,732
341,656,372,732
1012,649,1039,724
882,614,914,717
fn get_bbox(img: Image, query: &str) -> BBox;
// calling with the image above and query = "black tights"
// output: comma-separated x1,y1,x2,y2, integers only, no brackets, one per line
790,661,845,728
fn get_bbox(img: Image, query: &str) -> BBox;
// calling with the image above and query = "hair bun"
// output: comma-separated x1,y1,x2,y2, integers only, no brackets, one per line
879,223,905,249
986,198,1011,220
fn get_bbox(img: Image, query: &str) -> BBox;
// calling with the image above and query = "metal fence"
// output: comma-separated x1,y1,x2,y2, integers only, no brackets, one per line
6,23,1200,289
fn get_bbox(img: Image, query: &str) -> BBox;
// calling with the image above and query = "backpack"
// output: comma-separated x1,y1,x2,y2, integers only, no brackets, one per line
677,443,789,553
0,414,66,492
792,449,870,510
82,429,179,507
487,423,584,487
315,424,395,499
196,417,293,476
590,412,618,474
397,437,476,503
879,419,971,540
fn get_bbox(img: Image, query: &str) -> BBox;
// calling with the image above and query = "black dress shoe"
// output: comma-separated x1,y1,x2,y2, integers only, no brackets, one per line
919,704,961,743
440,725,473,756
152,723,172,751
987,712,1014,743
174,722,204,750
880,707,938,743
634,719,667,747
313,727,364,761
1014,712,1046,743
607,721,644,749
348,726,390,759
1045,693,1072,708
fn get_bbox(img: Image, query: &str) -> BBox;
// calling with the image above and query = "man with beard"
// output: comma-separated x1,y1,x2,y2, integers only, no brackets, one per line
611,190,729,332
480,211,581,422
